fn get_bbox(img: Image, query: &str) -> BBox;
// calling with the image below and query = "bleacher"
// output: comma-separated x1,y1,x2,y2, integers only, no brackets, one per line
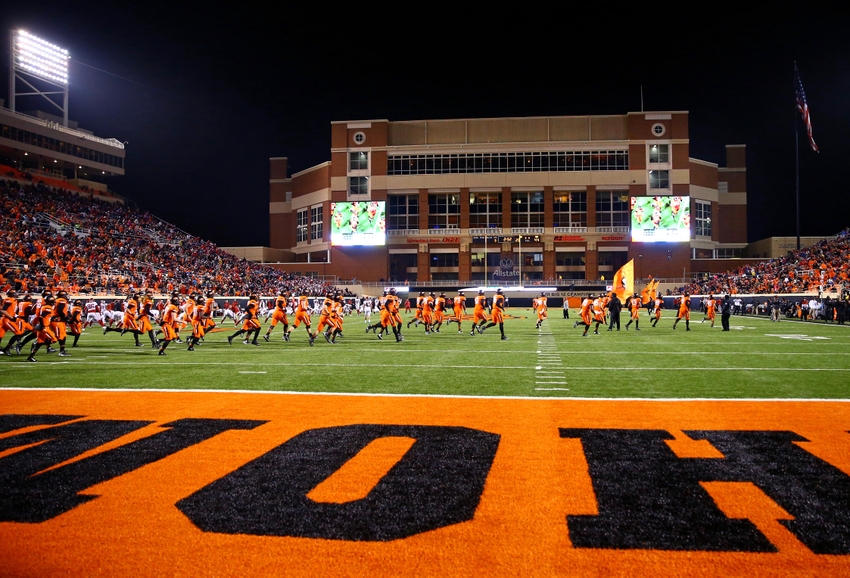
681,229,850,296
0,177,341,297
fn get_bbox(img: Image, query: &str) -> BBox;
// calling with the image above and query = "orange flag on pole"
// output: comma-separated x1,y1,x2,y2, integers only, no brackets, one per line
640,276,655,304
612,259,634,305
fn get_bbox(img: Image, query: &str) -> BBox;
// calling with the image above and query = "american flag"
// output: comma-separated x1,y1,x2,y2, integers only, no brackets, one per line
795,64,819,152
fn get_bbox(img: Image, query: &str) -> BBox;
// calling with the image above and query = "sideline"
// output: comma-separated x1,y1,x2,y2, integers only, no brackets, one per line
738,314,850,327
2,386,849,402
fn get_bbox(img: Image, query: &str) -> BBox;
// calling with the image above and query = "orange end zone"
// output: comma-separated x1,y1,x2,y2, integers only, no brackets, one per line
1,390,849,576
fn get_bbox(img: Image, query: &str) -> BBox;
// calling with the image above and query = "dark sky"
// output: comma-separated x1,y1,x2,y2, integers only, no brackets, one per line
2,4,848,246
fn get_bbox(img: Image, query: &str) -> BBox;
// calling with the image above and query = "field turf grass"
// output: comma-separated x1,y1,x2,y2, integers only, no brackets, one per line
2,309,848,399
3,309,850,576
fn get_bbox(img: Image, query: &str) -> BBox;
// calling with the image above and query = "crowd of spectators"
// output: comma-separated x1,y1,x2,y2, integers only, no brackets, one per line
0,179,341,297
680,228,850,296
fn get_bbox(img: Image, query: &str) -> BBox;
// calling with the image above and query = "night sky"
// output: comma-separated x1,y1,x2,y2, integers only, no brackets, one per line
2,4,848,247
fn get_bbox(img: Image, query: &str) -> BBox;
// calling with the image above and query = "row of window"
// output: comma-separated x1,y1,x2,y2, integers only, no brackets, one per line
387,150,629,175
353,168,669,197
389,249,689,283
299,193,707,242
421,251,617,268
388,191,628,230
0,123,125,169
296,206,323,242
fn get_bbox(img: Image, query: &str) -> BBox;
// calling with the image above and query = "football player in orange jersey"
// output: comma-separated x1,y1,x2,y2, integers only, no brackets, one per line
407,292,426,329
479,288,508,340
446,291,467,333
227,295,262,346
137,291,159,348
421,292,436,334
50,289,71,356
312,295,342,344
4,293,35,356
368,295,397,341
672,292,691,331
318,293,337,342
170,291,186,343
701,294,717,327
0,290,19,355
263,290,291,342
202,291,217,335
367,291,391,337
574,293,594,336
625,294,642,331
26,295,57,362
68,299,84,347
288,292,315,344
535,293,548,330
599,293,608,323
105,293,143,346
158,296,181,355
652,295,664,327
331,295,346,342
470,290,489,335
590,294,606,334
186,295,208,351
387,289,404,341
433,292,448,333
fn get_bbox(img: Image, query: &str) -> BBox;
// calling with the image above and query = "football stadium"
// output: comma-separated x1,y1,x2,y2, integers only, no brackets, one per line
2,26,850,577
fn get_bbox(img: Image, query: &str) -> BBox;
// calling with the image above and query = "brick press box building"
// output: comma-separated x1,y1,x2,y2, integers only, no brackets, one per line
268,111,747,284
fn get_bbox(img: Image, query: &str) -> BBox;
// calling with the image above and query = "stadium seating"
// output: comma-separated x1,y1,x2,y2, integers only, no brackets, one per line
681,229,850,295
0,178,339,297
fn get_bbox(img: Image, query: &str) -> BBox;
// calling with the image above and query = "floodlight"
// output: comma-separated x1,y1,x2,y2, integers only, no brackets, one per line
13,30,69,85
9,29,71,125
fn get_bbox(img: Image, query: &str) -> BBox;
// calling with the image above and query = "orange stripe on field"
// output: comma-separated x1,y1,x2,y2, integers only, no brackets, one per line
0,390,849,577
307,436,416,503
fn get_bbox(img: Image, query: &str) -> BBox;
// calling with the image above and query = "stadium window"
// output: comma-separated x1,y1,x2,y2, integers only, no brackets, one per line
310,205,323,240
649,144,669,164
648,170,669,189
349,151,368,171
471,251,501,267
349,176,369,195
431,253,459,267
556,253,585,266
695,200,712,237
385,150,628,176
469,192,502,229
388,194,419,230
715,248,741,259
428,193,460,229
510,191,544,228
553,191,587,228
296,208,308,242
596,191,630,228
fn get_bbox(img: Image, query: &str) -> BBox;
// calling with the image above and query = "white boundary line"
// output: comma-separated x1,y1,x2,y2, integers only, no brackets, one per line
1,387,849,402
1,362,846,371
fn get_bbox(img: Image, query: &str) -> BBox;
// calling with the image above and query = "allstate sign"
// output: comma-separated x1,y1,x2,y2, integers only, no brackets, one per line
493,259,519,278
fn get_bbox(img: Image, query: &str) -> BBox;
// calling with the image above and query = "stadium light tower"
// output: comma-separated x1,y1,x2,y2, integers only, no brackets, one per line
10,29,70,126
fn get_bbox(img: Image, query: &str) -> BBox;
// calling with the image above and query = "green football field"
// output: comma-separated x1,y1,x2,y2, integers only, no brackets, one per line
2,310,848,399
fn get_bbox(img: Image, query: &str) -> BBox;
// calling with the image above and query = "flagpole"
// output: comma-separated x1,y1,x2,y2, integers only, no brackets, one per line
796,125,801,251
793,61,819,250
